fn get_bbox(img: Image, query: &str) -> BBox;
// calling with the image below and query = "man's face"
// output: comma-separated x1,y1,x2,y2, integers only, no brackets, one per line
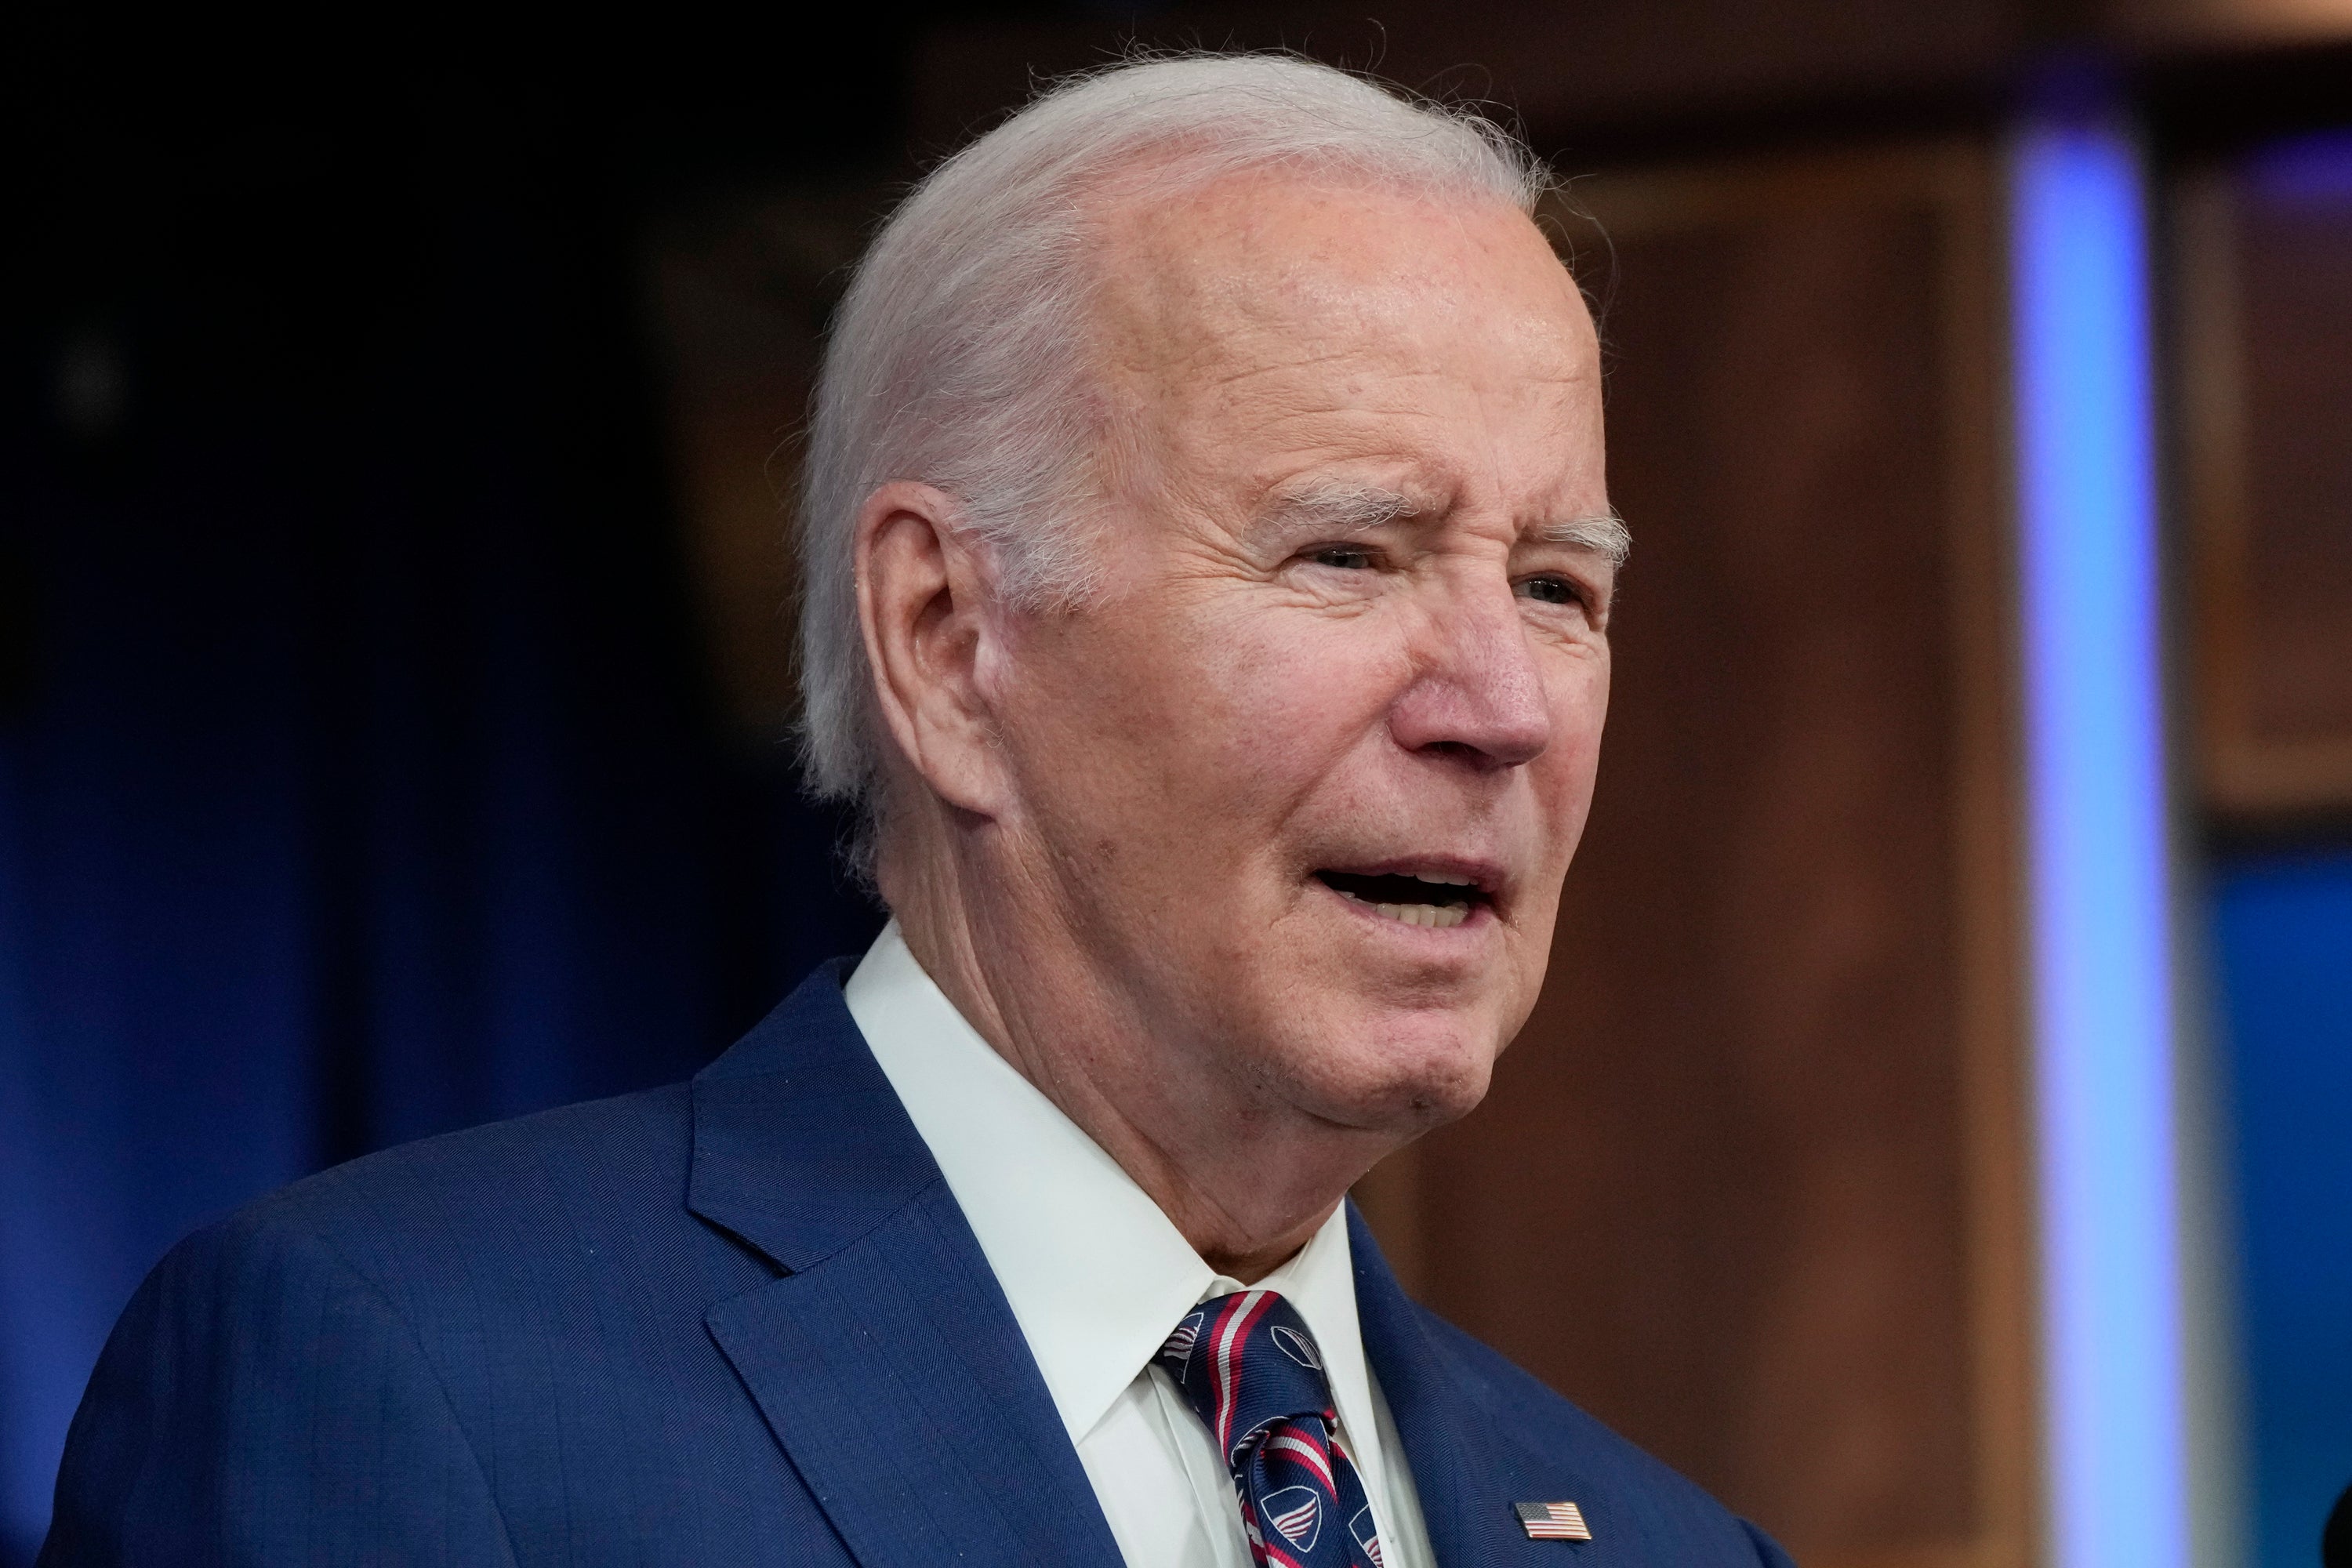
983,172,1613,1139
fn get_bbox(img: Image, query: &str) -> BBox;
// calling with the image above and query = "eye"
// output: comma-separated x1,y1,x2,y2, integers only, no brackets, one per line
1516,574,1584,608
1308,546,1375,571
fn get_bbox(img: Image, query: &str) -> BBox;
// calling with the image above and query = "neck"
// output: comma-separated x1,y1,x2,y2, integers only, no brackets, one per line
877,815,1394,1283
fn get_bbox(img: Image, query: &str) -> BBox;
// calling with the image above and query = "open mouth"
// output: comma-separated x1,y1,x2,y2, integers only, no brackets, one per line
1315,869,1492,930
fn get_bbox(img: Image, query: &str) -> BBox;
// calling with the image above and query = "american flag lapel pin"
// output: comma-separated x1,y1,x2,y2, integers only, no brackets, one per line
1515,1501,1593,1541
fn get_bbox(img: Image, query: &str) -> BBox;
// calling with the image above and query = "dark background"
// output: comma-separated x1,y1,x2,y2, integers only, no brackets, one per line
5,5,2350,1564
0,13,940,1549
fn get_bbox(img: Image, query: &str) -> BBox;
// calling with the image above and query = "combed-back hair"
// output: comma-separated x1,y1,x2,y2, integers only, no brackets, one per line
796,51,1553,825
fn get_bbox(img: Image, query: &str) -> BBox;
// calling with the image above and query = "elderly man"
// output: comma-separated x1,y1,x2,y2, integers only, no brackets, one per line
43,54,1792,1568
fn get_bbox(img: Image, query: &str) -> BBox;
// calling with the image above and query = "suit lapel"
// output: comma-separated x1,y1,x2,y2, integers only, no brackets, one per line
707,1186,1121,1568
690,966,1120,1568
1351,1204,1499,1566
1351,1204,1622,1566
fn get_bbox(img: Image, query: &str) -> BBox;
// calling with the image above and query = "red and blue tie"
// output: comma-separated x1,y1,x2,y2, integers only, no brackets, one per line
1157,1290,1385,1568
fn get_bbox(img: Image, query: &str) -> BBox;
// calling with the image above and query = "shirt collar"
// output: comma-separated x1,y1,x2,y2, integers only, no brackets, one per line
844,922,1388,1483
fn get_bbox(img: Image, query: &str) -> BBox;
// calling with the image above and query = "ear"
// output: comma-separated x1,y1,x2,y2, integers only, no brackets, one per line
854,481,1014,820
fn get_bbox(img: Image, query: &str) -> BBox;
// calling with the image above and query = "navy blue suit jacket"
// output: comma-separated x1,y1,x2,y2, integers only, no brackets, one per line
44,962,1795,1566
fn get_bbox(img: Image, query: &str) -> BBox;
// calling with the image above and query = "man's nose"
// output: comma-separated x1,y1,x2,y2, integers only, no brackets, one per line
1386,586,1552,770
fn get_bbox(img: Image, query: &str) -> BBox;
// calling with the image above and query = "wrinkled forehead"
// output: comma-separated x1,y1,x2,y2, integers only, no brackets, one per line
1083,169,1602,499
1091,170,1592,392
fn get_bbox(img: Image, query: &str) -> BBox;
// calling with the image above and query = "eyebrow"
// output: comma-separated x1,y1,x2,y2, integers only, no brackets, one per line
1254,483,1632,572
1540,511,1632,571
1250,482,1427,543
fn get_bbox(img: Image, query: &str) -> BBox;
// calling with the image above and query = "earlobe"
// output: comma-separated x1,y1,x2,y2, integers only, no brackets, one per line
854,482,1012,819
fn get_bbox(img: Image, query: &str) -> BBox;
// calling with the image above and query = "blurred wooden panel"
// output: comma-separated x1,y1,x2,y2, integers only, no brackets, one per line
644,183,882,739
2179,143,2352,821
909,0,2027,158
2111,0,2352,49
1367,146,2032,1568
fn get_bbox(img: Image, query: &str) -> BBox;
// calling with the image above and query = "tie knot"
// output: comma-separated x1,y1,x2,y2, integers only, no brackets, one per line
1157,1290,1338,1464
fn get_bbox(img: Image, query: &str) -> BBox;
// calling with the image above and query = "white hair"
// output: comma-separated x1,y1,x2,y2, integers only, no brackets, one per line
796,52,1554,818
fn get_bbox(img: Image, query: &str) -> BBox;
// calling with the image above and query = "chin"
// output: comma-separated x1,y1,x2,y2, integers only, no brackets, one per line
1282,1004,1504,1136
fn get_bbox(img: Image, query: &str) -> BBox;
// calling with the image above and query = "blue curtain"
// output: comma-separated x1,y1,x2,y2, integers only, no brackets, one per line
2211,850,2352,1568
0,134,881,1557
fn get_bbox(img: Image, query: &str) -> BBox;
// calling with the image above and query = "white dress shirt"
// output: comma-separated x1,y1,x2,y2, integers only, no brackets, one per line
846,922,1435,1568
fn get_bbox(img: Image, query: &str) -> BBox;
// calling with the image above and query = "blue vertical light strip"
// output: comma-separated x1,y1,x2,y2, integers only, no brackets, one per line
2010,113,2190,1568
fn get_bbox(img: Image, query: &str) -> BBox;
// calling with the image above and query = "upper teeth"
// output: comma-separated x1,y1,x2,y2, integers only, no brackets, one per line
1327,874,1479,930
1374,901,1470,928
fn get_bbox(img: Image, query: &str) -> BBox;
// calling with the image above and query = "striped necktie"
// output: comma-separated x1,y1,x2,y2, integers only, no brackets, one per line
1157,1290,1385,1568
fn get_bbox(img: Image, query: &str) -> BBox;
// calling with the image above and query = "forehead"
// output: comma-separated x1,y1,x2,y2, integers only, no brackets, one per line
1089,171,1602,508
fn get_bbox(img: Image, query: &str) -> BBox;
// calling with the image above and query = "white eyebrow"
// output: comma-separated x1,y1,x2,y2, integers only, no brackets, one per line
1252,483,1425,540
1254,485,1632,572
1539,511,1632,571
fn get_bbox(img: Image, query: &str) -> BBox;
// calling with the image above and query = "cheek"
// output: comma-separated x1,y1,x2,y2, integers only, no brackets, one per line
1533,663,1610,852
998,598,1386,857
1151,608,1405,809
